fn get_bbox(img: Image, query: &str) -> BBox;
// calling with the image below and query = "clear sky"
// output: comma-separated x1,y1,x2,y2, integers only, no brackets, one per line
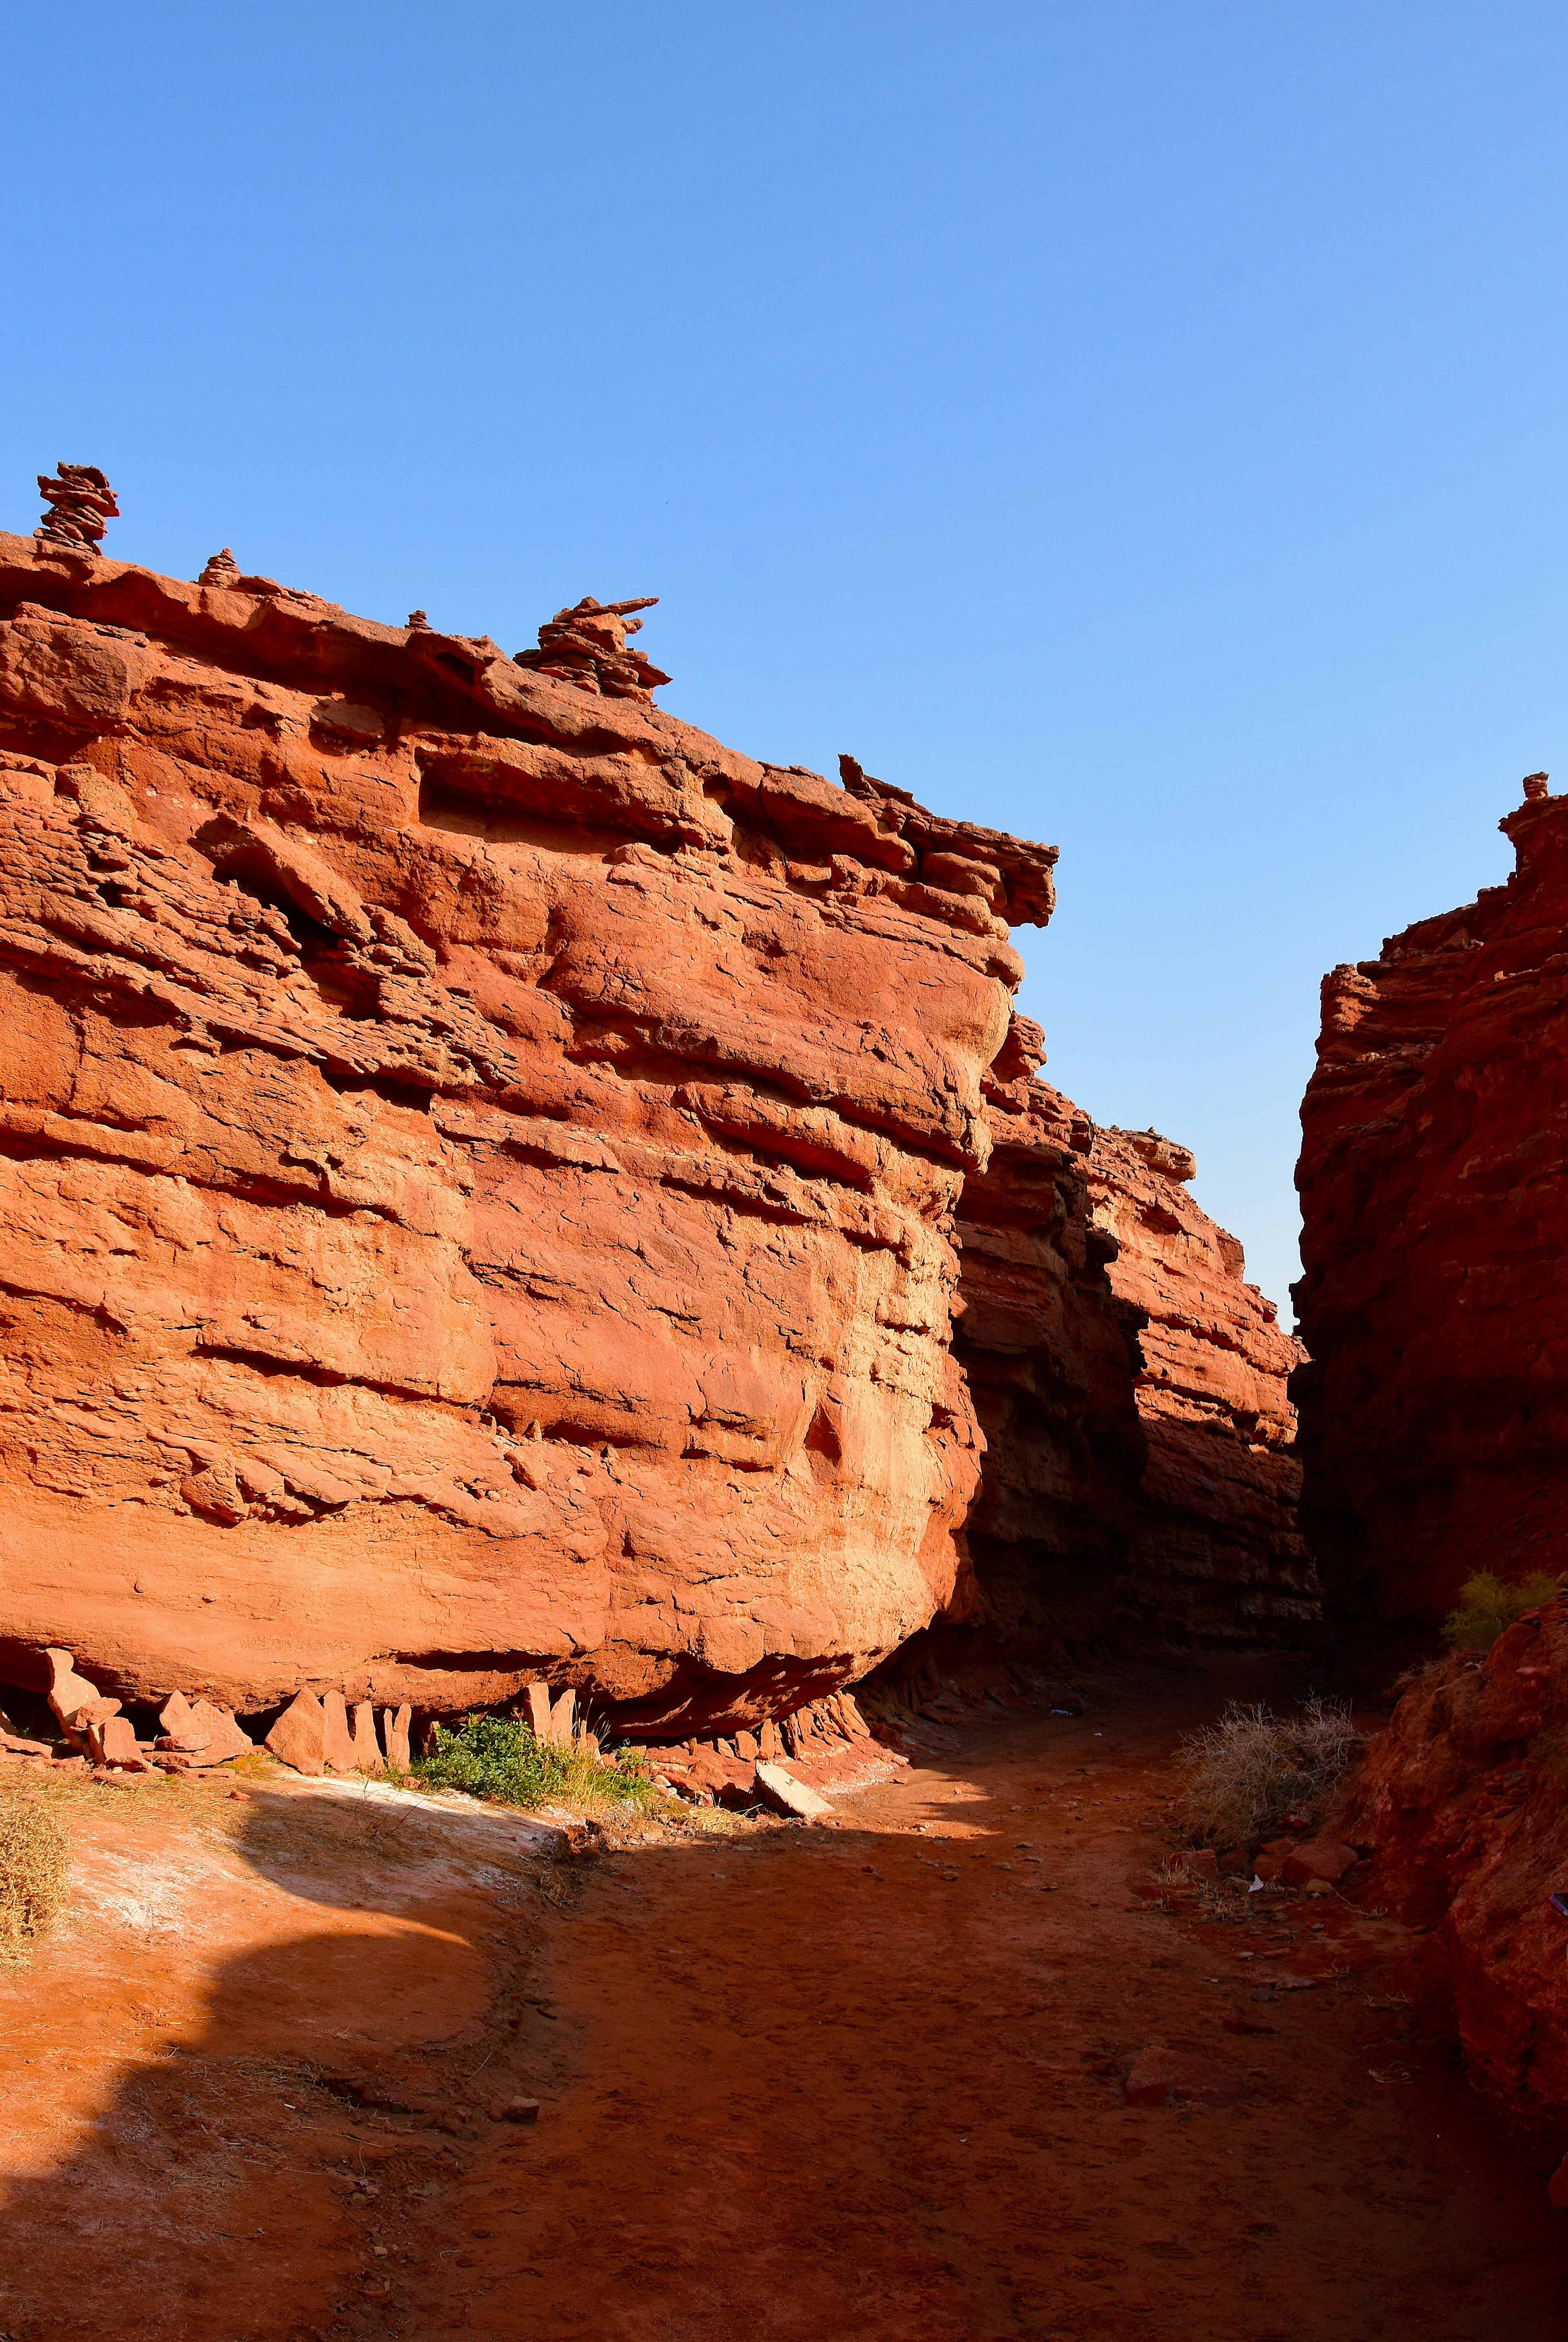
3,4,1563,1316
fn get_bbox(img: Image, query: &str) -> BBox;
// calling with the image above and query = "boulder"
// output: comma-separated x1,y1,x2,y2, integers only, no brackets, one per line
753,1760,833,1820
266,1691,327,1776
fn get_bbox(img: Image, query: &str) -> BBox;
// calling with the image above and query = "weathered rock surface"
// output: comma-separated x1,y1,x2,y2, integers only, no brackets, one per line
1294,780,1568,1648
0,533,1057,1733
1339,1600,1568,2142
947,1025,1147,1659
949,1014,1314,1657
1082,1117,1317,1646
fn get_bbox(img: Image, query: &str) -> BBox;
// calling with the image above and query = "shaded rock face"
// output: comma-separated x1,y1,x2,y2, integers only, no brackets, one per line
1294,784,1568,1649
1083,1119,1317,1647
947,1015,1314,1660
948,1026,1147,1661
1339,1604,1568,2139
0,533,1057,1734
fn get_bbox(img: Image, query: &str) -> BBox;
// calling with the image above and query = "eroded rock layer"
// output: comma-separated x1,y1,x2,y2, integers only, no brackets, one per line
949,1015,1314,1659
1294,781,1568,1647
948,1026,1147,1660
0,532,1056,1732
1083,1118,1317,1646
1341,1601,1568,2142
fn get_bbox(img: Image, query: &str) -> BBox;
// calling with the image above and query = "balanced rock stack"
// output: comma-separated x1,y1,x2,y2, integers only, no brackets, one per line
514,595,671,701
198,547,241,588
35,464,119,556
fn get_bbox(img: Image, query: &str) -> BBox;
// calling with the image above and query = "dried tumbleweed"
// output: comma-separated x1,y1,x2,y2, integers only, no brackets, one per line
1175,1697,1359,1851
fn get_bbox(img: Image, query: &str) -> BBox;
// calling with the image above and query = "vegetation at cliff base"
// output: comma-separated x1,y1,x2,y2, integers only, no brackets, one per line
1440,1570,1560,1653
0,1793,69,1958
413,1714,657,1813
1175,1696,1359,1851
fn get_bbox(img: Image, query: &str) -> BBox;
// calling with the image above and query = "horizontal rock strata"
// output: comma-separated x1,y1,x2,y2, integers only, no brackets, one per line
949,1016,1314,1657
1082,1117,1317,1646
0,533,1057,1733
1294,780,1568,1647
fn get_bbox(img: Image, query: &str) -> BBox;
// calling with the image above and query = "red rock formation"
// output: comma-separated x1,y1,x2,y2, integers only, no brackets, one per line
1083,1118,1317,1646
0,531,1058,1735
947,1024,1147,1661
1294,778,1568,1649
1338,1600,1568,2147
944,1015,1314,1660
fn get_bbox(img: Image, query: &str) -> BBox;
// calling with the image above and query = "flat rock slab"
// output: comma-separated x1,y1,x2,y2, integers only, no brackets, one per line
753,1760,833,1820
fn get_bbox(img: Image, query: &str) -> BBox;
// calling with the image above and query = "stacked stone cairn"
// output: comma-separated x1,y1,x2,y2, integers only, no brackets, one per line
514,595,671,701
35,463,119,555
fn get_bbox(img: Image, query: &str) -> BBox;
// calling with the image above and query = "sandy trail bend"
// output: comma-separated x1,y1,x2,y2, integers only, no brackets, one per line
2,1665,1562,2340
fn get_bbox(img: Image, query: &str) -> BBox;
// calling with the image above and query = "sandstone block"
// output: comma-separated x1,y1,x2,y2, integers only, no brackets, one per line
266,1691,327,1775
380,1703,412,1769
548,1688,576,1748
1281,1839,1357,1888
526,1684,552,1740
45,1648,120,1743
350,1700,381,1772
753,1760,832,1820
321,1690,357,1772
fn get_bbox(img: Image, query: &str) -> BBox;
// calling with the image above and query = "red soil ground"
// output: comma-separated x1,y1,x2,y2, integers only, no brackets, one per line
2,1662,1562,2341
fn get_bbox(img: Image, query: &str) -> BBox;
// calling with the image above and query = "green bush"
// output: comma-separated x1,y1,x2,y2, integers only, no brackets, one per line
1440,1570,1560,1653
413,1714,656,1813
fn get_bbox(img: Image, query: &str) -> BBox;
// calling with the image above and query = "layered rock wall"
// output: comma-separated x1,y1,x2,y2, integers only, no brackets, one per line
0,533,1056,1734
1083,1120,1316,1646
1294,781,1568,1647
947,1016,1314,1659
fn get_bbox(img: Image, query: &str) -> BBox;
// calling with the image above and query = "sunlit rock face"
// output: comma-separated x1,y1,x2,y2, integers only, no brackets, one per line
1294,780,1568,1654
0,533,1060,1733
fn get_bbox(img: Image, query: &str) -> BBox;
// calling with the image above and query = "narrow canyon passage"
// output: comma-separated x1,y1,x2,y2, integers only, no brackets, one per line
4,1667,1561,2342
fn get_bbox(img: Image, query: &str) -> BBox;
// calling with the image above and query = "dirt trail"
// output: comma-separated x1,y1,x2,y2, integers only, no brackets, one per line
2,1664,1563,2340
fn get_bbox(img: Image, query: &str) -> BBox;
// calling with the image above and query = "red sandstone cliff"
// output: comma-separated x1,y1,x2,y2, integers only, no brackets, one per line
0,533,1056,1734
1338,1601,1568,2148
1083,1118,1316,1646
947,1016,1314,1659
1294,778,1568,1649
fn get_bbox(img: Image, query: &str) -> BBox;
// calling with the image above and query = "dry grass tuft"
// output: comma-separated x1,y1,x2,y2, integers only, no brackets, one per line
1175,1697,1359,1851
0,1793,70,1957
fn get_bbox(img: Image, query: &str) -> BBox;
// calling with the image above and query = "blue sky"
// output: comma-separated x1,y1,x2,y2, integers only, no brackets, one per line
3,3,1564,1314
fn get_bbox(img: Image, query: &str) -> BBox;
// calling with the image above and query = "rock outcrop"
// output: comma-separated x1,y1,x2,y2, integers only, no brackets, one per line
946,1014,1314,1660
0,529,1058,1735
1294,778,1568,1650
1082,1118,1317,1646
1339,1600,1568,2148
947,1025,1148,1660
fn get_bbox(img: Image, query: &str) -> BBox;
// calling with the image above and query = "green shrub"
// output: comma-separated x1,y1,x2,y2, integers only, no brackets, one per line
0,1794,69,1958
1175,1696,1359,1851
1440,1570,1560,1653
413,1714,656,1814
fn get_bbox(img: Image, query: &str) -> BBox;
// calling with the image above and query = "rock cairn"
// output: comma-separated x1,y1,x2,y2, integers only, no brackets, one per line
514,596,670,701
406,608,433,631
198,548,241,587
35,463,119,555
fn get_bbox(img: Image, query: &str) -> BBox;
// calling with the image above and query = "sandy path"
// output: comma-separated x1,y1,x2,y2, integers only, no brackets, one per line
2,1666,1563,2340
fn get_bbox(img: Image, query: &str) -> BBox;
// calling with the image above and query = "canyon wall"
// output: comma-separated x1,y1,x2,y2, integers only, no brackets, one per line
1083,1117,1317,1646
1294,777,1568,1650
0,535,1056,1735
947,1018,1314,1663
